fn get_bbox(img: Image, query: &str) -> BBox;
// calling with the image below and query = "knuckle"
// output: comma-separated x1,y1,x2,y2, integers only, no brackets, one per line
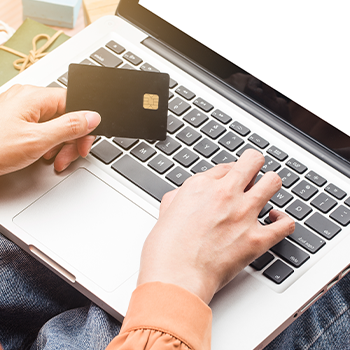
268,171,282,188
67,114,82,137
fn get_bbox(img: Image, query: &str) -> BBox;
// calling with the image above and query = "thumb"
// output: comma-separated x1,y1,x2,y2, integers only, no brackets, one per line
37,111,101,150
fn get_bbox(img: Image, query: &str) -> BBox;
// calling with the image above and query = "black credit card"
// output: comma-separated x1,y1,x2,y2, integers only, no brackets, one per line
65,64,169,140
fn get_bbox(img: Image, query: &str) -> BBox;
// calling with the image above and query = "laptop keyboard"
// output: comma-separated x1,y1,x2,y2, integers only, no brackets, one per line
48,39,350,287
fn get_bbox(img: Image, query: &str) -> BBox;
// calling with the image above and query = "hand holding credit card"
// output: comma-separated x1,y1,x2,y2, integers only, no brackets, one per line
65,64,170,140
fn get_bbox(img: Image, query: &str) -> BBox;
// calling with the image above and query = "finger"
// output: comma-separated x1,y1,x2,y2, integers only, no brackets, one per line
35,111,101,154
204,162,235,179
42,144,63,160
53,142,80,172
224,149,265,190
261,210,295,250
244,171,282,212
76,135,96,158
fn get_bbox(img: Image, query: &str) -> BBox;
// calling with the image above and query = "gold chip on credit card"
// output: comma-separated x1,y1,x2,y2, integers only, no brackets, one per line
143,93,159,110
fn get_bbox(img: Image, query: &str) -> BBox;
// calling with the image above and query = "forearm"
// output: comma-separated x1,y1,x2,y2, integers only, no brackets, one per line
105,282,212,350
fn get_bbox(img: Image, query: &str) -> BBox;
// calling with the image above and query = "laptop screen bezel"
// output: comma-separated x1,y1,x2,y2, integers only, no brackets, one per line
117,0,350,165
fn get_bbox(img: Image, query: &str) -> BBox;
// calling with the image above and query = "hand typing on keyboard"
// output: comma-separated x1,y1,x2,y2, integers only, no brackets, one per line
138,149,295,304
0,85,101,175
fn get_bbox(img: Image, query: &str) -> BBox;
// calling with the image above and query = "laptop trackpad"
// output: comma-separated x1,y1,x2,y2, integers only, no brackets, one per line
13,168,157,292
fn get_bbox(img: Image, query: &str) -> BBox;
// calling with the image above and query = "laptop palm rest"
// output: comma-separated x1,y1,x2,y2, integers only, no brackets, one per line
13,168,156,292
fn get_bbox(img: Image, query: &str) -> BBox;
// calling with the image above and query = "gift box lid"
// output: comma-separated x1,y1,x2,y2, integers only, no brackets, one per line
0,18,70,86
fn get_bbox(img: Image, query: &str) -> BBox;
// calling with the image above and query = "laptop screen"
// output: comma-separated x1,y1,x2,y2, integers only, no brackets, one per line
118,1,350,165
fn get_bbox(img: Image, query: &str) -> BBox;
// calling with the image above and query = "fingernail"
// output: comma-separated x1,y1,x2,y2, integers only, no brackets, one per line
85,112,101,130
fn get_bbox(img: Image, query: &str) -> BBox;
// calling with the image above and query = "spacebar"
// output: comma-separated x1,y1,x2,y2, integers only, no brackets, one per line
111,155,175,202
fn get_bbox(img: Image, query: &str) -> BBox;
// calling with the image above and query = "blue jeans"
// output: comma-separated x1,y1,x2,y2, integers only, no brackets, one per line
1,232,350,350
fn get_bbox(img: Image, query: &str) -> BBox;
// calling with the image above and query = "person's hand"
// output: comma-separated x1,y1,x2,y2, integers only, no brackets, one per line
137,149,295,304
0,84,101,176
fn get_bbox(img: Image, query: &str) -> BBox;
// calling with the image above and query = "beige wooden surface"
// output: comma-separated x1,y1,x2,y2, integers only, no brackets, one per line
0,0,86,36
83,0,120,25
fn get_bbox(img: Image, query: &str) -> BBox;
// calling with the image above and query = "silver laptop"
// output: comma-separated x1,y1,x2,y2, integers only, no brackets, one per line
1,1,350,349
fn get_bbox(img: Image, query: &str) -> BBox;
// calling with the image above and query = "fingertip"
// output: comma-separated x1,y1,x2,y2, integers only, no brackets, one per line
269,209,295,235
85,112,101,131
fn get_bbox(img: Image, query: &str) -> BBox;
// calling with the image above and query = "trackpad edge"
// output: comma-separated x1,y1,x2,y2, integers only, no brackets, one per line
13,168,156,292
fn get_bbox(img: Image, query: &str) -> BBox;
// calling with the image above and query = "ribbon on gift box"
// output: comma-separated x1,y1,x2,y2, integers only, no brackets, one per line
0,30,63,73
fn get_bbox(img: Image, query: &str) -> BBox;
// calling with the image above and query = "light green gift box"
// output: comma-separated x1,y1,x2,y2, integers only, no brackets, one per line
23,0,82,29
0,18,70,87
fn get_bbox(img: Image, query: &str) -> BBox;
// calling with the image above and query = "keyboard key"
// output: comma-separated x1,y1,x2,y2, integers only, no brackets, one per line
175,85,195,100
258,203,273,218
169,97,191,116
286,158,308,174
211,109,232,124
120,63,135,70
250,252,274,271
288,222,326,254
261,156,281,173
305,170,327,187
267,146,288,161
292,180,318,201
286,199,312,220
193,97,214,112
183,109,208,127
113,137,138,150
130,142,156,162
211,150,237,164
191,159,213,174
325,183,347,200
106,40,125,54
58,72,68,86
47,82,61,87
305,212,341,240
271,239,310,268
264,216,272,225
330,205,350,226
90,47,123,67
167,115,184,134
194,138,219,158
123,51,143,65
201,120,226,139
173,148,199,167
166,166,192,186
140,62,159,72
91,140,122,164
236,143,261,157
148,154,174,174
112,155,175,201
218,132,244,152
277,168,300,188
229,121,250,136
169,78,178,89
345,197,350,207
80,58,96,66
311,193,337,213
169,91,174,100
263,260,294,284
248,133,269,149
176,126,201,145
155,136,181,155
270,188,293,208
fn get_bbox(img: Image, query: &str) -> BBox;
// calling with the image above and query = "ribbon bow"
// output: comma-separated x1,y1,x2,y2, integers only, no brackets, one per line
0,30,63,73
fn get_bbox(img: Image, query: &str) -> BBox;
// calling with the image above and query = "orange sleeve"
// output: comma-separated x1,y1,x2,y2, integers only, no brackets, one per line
105,282,212,350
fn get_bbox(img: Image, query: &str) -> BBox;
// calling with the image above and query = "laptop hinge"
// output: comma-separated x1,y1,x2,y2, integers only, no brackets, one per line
142,37,350,179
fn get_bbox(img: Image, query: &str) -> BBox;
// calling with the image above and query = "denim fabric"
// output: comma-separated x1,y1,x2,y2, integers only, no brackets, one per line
1,231,350,350
264,271,350,350
0,233,121,350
